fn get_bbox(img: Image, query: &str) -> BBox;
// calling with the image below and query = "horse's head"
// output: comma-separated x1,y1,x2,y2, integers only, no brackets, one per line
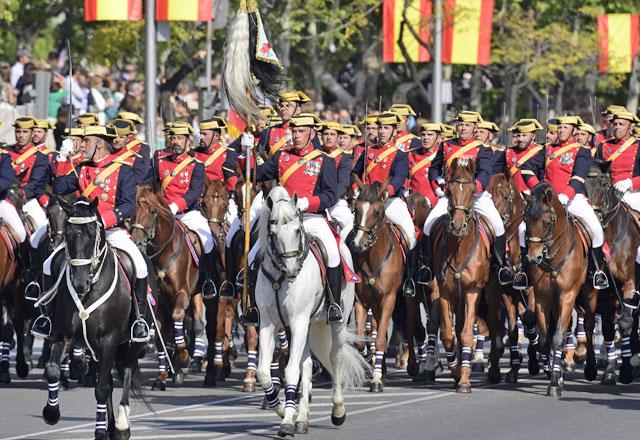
447,158,477,236
202,179,229,237
524,183,559,265
130,186,167,251
262,186,306,280
47,193,75,248
585,160,614,223
234,171,262,221
64,198,105,297
487,173,515,223
350,176,389,253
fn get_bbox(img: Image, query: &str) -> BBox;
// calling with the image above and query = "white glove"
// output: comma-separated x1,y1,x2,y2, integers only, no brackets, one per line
296,197,309,212
241,133,255,150
558,193,570,206
58,138,74,161
425,196,432,208
614,178,633,194
169,203,179,215
435,187,445,198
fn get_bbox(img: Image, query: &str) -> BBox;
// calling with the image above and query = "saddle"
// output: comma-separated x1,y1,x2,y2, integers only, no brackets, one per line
176,219,202,268
113,249,135,295
432,214,492,256
621,202,640,234
0,220,19,259
389,223,408,264
308,235,327,288
570,215,592,255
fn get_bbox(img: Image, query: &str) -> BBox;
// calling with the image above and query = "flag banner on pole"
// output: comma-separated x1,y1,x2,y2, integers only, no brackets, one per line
442,0,494,65
382,0,431,64
598,14,639,73
156,0,213,22
227,109,247,139
84,0,142,21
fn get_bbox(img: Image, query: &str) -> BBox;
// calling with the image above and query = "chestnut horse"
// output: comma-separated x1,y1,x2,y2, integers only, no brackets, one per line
523,183,593,397
585,162,640,384
350,178,405,392
431,158,495,392
129,186,201,388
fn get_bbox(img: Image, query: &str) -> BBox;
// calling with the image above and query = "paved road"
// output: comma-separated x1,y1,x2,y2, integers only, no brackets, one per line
1,343,639,440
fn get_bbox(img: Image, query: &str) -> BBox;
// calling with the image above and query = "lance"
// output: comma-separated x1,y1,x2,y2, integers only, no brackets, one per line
363,100,369,184
242,125,253,323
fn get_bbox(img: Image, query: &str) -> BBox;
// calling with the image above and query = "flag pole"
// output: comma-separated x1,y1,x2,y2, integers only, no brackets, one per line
145,0,157,151
432,0,443,123
206,11,213,93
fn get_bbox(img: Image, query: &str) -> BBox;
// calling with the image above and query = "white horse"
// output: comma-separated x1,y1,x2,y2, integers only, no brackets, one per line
255,186,369,437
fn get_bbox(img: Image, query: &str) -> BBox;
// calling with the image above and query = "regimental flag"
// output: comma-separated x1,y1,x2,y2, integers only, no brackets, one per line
84,0,142,21
227,109,247,140
598,14,639,74
382,0,431,64
442,0,494,65
156,0,213,21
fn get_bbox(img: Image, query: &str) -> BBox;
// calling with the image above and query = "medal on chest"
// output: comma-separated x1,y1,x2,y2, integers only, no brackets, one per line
304,160,321,176
559,153,574,166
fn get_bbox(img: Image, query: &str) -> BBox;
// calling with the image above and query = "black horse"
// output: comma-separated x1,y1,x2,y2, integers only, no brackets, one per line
41,198,148,439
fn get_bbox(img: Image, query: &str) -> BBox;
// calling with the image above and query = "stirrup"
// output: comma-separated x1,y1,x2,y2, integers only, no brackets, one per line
327,304,344,324
402,278,416,298
31,315,52,339
130,319,151,343
219,280,235,300
416,265,433,285
240,307,260,327
512,271,529,291
623,290,640,310
498,266,514,286
235,268,245,289
592,270,609,290
201,279,218,300
24,281,42,301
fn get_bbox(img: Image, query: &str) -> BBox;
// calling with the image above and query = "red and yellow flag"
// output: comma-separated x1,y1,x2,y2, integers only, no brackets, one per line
442,0,494,65
156,0,212,21
227,109,247,140
598,14,639,73
382,0,431,64
84,0,142,21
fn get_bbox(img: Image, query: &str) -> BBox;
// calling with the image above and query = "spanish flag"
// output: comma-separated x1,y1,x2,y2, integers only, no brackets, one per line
84,0,142,21
156,0,213,21
598,14,639,74
382,0,431,64
227,109,247,140
442,0,494,65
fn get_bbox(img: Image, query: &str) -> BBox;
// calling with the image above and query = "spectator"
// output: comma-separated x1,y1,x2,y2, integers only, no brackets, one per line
48,73,68,119
0,62,15,106
87,75,107,123
66,68,89,114
11,49,31,87
112,80,127,109
119,80,144,116
16,62,36,105
121,64,137,81
102,76,118,120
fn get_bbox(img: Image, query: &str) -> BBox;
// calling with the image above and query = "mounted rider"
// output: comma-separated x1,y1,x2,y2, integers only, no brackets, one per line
596,110,640,307
110,119,148,185
475,120,505,176
33,125,151,342
0,144,21,240
521,114,608,290
244,112,343,325
351,111,419,297
408,122,444,209
575,122,596,152
116,110,152,162
421,110,514,286
387,104,422,153
596,105,628,146
146,121,218,298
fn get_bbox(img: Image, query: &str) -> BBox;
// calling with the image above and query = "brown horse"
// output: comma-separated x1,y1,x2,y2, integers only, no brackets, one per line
129,186,201,388
523,183,593,397
349,178,405,392
487,173,540,382
431,158,495,392
585,162,640,384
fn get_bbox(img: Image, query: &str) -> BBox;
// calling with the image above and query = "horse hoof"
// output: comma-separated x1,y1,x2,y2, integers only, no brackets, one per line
488,371,502,385
471,362,485,373
331,413,346,426
564,361,576,372
0,372,11,385
203,374,217,388
369,381,383,393
59,376,69,390
574,347,587,365
16,362,29,379
407,362,419,377
214,368,225,382
151,380,166,391
584,363,597,381
223,363,232,378
83,374,96,388
173,372,185,385
189,359,202,373
37,357,47,369
295,421,309,434
601,372,617,385
527,358,540,376
619,362,633,384
42,404,60,425
505,370,518,384
115,427,131,440
278,423,295,437
261,397,269,410
456,383,472,393
547,385,561,397
94,430,109,440
242,380,256,393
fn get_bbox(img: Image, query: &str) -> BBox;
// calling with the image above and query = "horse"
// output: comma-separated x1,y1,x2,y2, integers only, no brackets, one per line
129,186,201,389
585,161,640,384
523,183,594,397
255,186,368,437
41,198,147,439
431,158,496,392
349,177,405,392
486,172,540,382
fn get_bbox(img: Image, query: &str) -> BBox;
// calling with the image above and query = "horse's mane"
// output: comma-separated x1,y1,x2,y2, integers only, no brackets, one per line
258,186,297,259
359,182,384,202
527,182,554,221
136,186,172,221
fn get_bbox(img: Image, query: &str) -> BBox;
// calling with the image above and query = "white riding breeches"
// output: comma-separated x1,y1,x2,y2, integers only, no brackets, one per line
0,200,26,243
423,191,505,237
23,199,48,248
178,210,214,254
225,198,238,228
384,197,416,249
225,191,264,248
43,228,148,279
327,199,354,242
624,192,640,262
518,221,526,248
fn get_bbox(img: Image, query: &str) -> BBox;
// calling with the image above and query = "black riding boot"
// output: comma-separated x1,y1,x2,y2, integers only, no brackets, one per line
220,245,236,299
512,246,529,291
326,266,344,324
242,265,260,327
131,277,150,343
590,246,609,290
419,235,434,283
403,247,419,297
625,262,640,310
19,241,34,287
201,250,218,299
494,234,514,285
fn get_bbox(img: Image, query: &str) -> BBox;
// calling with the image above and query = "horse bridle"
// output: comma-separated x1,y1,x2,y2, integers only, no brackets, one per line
203,193,229,245
267,200,308,277
65,213,108,287
352,204,385,252
447,177,477,235
525,204,569,263
589,172,620,228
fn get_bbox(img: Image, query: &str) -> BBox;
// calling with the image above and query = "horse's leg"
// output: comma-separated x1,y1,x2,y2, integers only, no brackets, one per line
600,294,618,385
404,295,419,378
424,283,441,381
472,319,488,373
457,290,480,393
172,289,191,380
223,301,235,374
583,290,598,382
257,319,284,418
294,346,313,434
13,294,29,378
502,293,521,383
370,293,394,393
189,294,206,373
440,295,459,384
353,300,370,362
0,306,12,385
535,294,551,377
203,296,219,387
563,314,577,372
115,362,133,440
213,297,227,382
546,289,576,397
243,325,258,392
41,338,67,425
574,310,588,364
151,318,168,391
279,316,309,437
522,287,540,375
618,277,636,384
485,286,504,385
94,336,117,440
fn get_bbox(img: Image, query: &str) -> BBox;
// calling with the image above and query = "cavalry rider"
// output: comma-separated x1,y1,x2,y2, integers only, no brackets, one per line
507,118,545,290
352,111,419,297
116,111,152,162
61,127,85,166
596,105,628,145
146,122,218,298
320,121,354,241
110,119,148,185
387,104,422,152
0,144,25,243
74,113,99,128
596,110,640,306
546,118,559,144
229,105,276,153
521,115,608,289
355,113,379,165
33,125,151,341
6,116,50,271
243,113,343,324
475,120,505,176
575,122,596,152
422,111,514,286
32,119,54,157
408,122,443,209
193,117,238,225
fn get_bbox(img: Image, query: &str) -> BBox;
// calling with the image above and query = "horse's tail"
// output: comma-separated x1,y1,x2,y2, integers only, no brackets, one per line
308,324,371,390
115,356,154,413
